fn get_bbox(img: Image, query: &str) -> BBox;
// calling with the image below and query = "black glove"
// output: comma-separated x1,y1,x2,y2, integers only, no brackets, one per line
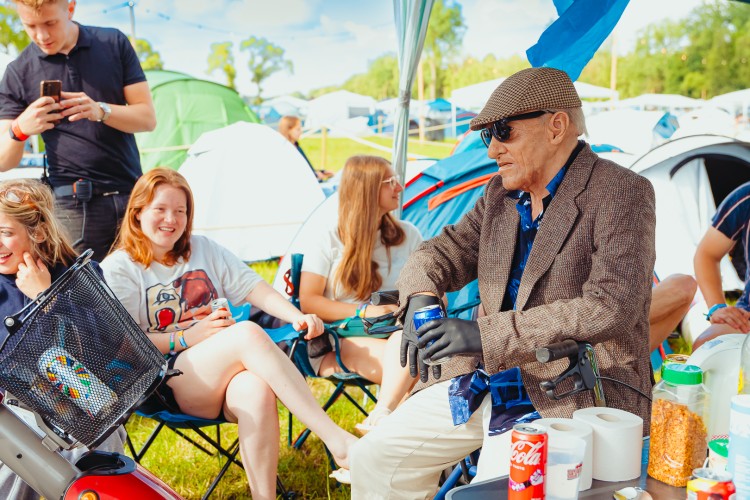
400,294,441,382
417,318,482,379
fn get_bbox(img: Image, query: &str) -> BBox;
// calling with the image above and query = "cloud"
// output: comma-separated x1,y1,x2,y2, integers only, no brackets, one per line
224,0,318,29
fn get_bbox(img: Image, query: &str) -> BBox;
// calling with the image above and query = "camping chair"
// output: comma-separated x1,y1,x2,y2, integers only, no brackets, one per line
282,253,381,450
125,308,299,500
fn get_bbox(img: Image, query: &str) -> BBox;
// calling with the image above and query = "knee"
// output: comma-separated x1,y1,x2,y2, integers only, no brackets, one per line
226,372,275,411
234,322,276,352
662,274,698,306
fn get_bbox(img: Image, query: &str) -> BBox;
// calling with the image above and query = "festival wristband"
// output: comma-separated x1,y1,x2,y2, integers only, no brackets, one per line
169,331,176,356
705,303,727,320
9,120,28,142
177,330,188,349
356,302,368,318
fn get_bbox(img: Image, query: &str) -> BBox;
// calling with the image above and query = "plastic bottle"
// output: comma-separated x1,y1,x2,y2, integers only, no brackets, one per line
739,333,750,394
647,364,709,487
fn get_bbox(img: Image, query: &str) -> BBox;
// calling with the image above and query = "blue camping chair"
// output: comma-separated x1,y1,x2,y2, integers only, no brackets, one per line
126,311,300,500
282,253,380,450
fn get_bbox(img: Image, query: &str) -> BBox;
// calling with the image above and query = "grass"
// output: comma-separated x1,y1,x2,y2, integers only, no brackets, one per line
124,260,367,499
299,135,454,172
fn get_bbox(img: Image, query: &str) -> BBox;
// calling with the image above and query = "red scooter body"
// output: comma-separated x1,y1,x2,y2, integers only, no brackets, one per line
63,451,183,500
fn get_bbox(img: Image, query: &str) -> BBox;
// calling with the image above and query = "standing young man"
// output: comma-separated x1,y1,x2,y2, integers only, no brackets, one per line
0,0,156,261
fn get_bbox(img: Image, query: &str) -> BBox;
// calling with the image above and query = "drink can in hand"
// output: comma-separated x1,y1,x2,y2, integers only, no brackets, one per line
413,304,449,365
211,298,230,314
38,347,117,417
509,423,547,500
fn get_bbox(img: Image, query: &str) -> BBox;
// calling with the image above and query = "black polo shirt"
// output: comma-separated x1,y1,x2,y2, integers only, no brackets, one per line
0,24,146,191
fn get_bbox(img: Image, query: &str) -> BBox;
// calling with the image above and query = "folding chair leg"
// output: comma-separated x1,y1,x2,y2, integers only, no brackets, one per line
129,420,167,462
202,440,240,500
170,427,216,457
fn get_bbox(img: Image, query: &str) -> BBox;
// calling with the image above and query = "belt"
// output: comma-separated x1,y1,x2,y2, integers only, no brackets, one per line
52,184,129,198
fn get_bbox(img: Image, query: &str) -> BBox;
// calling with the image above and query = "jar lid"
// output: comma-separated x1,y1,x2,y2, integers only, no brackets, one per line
709,438,729,458
662,364,703,385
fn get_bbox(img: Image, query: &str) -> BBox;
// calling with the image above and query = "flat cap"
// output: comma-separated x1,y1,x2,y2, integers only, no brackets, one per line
470,67,582,131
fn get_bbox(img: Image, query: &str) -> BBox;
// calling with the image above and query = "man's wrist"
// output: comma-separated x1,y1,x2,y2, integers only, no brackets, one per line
706,303,727,320
9,120,28,141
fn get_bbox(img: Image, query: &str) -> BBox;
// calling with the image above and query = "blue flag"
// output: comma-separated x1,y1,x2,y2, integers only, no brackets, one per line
526,0,631,81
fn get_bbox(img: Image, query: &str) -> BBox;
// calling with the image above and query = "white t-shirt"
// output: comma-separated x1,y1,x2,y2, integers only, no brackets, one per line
300,217,423,302
101,235,263,333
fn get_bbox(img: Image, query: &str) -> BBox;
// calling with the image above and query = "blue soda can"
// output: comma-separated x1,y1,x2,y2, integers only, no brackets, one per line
413,304,450,365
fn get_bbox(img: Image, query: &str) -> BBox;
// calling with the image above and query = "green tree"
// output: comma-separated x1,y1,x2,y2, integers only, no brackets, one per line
134,38,163,71
240,36,292,105
342,54,399,100
422,0,465,99
444,54,529,95
0,5,29,54
206,41,237,90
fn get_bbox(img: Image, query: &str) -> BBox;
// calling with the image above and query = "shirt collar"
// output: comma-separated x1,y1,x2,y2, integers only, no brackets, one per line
35,22,90,59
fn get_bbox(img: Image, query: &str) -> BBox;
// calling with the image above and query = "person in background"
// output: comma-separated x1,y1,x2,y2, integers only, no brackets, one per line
101,168,357,499
0,179,126,500
298,155,422,434
278,115,333,182
693,180,750,350
0,0,156,261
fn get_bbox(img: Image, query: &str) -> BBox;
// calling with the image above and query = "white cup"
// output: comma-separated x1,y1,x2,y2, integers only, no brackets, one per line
546,436,586,500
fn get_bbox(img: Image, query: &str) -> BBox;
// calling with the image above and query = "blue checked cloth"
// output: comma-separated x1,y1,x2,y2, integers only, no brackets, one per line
448,367,540,436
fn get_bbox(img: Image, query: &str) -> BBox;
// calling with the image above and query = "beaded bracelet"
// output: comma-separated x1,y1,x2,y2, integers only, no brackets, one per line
169,331,176,356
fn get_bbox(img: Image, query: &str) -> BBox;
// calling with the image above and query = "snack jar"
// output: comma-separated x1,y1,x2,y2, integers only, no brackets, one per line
647,364,710,487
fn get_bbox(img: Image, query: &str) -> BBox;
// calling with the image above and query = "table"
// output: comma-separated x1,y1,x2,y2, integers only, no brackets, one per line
446,474,685,499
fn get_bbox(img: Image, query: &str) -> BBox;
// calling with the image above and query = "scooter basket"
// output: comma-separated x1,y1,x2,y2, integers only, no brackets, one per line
0,250,166,448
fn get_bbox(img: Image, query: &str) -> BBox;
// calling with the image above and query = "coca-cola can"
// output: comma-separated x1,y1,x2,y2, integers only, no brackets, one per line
509,423,547,500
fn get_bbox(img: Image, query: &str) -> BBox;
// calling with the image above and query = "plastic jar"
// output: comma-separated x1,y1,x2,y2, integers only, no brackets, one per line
647,364,709,487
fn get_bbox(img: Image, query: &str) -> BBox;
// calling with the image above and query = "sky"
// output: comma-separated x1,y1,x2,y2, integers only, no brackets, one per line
71,0,707,99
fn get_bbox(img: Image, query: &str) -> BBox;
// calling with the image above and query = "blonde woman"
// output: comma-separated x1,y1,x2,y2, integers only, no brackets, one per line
0,179,125,500
298,155,422,433
278,115,333,181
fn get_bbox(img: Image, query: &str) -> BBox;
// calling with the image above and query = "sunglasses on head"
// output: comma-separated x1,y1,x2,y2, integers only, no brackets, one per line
0,187,33,206
479,110,553,147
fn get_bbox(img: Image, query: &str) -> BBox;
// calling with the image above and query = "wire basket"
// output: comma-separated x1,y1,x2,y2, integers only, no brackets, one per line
0,250,166,448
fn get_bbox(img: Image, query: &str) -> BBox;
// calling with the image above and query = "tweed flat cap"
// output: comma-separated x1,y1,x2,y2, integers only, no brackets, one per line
470,67,582,131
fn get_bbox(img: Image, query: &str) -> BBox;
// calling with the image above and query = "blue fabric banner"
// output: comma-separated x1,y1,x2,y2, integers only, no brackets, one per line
526,0,631,81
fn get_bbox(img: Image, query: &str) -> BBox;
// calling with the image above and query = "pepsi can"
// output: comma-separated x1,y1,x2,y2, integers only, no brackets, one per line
413,304,449,365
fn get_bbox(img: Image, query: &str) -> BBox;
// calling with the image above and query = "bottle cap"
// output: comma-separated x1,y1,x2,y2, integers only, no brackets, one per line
662,364,703,385
708,438,729,458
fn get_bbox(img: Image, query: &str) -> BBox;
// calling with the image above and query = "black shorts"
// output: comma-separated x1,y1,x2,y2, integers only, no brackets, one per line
139,352,227,422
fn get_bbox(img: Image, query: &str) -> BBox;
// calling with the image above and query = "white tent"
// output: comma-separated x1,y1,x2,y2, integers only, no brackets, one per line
305,90,377,133
630,135,750,292
179,122,326,262
259,95,309,120
671,106,735,139
709,88,750,117
585,109,668,155
615,93,704,113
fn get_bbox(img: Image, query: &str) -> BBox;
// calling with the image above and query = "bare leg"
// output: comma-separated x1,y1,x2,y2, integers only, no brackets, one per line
168,322,357,468
222,371,279,500
692,323,742,351
318,332,415,411
649,274,697,351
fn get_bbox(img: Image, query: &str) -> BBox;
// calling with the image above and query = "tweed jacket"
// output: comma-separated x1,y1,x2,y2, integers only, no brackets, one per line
397,144,656,434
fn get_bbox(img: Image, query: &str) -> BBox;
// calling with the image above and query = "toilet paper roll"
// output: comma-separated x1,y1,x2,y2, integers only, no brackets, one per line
573,407,643,481
535,418,594,491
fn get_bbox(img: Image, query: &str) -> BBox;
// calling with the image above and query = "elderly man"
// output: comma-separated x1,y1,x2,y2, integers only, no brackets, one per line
349,67,656,499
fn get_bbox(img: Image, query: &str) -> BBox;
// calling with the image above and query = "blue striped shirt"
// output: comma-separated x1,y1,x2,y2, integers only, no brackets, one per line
712,181,750,309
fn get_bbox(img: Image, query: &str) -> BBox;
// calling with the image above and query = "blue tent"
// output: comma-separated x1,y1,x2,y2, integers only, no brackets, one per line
401,148,498,318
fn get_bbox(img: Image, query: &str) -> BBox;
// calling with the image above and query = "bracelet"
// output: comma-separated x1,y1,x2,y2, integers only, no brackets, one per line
356,302,368,318
169,331,176,356
705,303,727,321
177,329,188,349
9,120,28,141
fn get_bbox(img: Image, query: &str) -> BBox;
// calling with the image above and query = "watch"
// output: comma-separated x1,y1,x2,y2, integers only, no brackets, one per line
96,102,111,122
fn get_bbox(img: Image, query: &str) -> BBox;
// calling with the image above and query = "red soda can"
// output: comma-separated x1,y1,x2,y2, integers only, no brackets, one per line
210,298,229,313
686,468,736,499
509,423,547,500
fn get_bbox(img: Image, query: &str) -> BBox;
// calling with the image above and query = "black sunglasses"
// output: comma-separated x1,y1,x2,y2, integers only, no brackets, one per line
479,110,552,147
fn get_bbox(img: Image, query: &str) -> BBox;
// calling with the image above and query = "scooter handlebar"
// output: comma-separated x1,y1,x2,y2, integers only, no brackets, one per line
535,339,580,363
370,290,399,306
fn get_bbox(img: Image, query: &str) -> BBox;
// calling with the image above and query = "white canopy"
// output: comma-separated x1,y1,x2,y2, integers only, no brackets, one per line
585,109,668,155
615,93,704,112
179,122,325,262
708,88,750,117
306,90,377,132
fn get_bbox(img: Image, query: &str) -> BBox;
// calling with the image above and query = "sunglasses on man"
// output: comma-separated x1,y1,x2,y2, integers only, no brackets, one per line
479,110,553,148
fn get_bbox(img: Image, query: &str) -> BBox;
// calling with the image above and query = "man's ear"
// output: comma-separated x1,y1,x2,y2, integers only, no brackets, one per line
548,111,570,145
67,0,76,19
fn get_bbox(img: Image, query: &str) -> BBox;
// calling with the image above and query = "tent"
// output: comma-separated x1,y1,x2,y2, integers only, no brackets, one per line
136,69,260,172
709,88,750,118
630,135,750,292
615,93,704,113
179,122,325,262
258,95,309,126
585,109,675,155
305,90,377,134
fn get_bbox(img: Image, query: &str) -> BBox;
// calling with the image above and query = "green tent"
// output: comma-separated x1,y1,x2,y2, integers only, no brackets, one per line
136,70,260,171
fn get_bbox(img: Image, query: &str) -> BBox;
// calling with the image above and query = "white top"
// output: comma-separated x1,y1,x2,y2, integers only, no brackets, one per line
300,217,423,302
101,235,263,333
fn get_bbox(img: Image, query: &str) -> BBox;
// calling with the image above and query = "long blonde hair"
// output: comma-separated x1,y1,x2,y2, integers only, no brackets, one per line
278,116,301,143
115,168,194,266
0,179,77,267
334,155,405,301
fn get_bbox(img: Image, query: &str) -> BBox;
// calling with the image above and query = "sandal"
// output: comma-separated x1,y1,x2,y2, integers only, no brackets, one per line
330,468,351,484
354,407,392,436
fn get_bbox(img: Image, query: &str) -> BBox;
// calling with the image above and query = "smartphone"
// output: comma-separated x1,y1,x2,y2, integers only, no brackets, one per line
40,80,62,124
